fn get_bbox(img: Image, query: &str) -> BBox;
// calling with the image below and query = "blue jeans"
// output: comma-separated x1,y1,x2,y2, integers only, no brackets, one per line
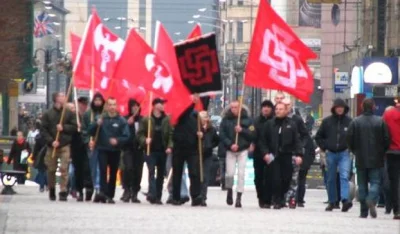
326,150,351,203
357,168,381,215
35,169,47,189
68,163,75,192
89,149,100,190
145,152,167,200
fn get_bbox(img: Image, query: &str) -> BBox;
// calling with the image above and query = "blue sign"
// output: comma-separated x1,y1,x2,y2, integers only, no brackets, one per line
334,72,349,93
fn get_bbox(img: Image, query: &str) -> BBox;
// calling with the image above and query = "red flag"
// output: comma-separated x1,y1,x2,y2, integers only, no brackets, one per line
73,9,125,92
154,21,192,124
70,33,81,64
245,0,316,102
187,24,202,39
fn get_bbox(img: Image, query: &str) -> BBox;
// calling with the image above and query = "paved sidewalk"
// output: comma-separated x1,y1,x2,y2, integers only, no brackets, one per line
0,186,398,234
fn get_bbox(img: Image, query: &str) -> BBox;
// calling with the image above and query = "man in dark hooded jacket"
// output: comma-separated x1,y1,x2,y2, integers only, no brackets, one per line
316,98,353,212
121,99,144,203
220,100,255,208
253,100,275,208
81,92,105,200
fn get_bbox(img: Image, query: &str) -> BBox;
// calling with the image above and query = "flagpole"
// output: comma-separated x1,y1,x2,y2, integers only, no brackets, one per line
235,74,246,145
197,111,204,183
146,91,153,156
52,73,74,158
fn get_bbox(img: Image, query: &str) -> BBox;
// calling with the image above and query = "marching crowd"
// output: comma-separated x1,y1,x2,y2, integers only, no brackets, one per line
3,92,400,220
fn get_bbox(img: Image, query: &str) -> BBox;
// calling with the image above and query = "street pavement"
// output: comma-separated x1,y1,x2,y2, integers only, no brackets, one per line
0,185,398,234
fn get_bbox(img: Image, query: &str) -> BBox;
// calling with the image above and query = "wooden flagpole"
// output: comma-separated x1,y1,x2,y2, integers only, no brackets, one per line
146,91,153,156
52,74,74,158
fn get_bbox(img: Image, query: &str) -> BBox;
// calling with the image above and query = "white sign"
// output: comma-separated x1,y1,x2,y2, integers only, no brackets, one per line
335,72,349,85
301,38,321,48
364,62,393,84
385,86,398,97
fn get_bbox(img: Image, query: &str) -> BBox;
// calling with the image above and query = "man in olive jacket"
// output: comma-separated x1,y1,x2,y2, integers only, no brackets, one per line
137,98,173,204
347,98,391,218
41,92,77,201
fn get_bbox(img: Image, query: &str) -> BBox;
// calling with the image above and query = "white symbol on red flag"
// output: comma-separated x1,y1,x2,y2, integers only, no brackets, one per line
145,54,173,93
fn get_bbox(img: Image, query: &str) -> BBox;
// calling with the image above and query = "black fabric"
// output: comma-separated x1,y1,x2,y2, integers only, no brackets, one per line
271,155,293,204
32,133,47,170
387,154,400,215
71,131,93,192
259,117,303,158
151,114,165,152
347,111,391,169
315,101,352,153
290,114,309,148
219,108,255,152
122,149,144,193
175,33,222,95
201,126,219,157
253,113,274,159
172,149,201,201
253,156,273,204
173,104,198,151
297,169,309,203
146,152,167,200
7,140,31,170
98,150,121,199
302,135,316,170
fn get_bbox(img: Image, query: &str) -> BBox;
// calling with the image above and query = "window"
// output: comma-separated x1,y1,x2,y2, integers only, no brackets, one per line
238,0,244,6
236,21,243,42
228,22,233,42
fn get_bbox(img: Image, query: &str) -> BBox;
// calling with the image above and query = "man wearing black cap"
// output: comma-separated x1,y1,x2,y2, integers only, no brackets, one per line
121,98,143,203
316,98,353,212
253,100,275,208
138,98,173,204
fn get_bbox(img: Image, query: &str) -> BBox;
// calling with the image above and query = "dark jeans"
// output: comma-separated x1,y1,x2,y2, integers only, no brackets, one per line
387,154,400,215
271,155,293,204
219,157,226,187
145,152,166,200
253,156,273,204
98,150,121,199
71,146,93,193
201,156,213,201
297,169,309,203
378,161,392,212
173,149,201,201
122,148,144,194
357,168,381,216
35,169,47,189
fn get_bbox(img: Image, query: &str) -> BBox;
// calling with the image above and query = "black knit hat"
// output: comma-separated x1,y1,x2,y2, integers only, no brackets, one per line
261,100,274,109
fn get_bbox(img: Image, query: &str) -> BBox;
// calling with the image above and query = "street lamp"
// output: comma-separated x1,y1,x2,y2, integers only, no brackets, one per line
33,43,63,109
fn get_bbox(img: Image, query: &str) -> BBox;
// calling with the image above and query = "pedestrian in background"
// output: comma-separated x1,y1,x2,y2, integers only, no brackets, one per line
7,131,31,184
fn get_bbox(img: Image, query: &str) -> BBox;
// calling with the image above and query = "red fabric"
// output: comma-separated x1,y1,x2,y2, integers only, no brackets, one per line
383,107,400,151
73,9,125,93
70,33,81,64
16,139,25,145
187,24,202,39
244,0,316,103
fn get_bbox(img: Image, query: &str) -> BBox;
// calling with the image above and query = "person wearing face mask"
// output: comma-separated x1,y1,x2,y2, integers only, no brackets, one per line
315,98,353,212
7,131,31,184
259,103,303,210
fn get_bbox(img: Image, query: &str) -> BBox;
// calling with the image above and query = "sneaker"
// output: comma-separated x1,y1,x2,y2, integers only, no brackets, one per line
325,203,335,211
289,198,296,209
366,200,377,218
59,192,68,202
341,201,353,212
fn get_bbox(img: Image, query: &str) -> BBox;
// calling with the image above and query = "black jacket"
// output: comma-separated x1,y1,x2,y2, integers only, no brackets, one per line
123,99,142,150
259,117,303,158
302,135,316,170
32,132,47,170
88,113,130,151
8,140,31,171
82,92,105,144
315,99,352,153
173,104,198,151
219,107,255,152
253,113,274,159
289,112,309,148
41,106,77,148
347,111,391,169
201,125,219,158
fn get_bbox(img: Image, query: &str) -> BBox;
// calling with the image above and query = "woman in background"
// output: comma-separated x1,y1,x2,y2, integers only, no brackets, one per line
7,131,31,184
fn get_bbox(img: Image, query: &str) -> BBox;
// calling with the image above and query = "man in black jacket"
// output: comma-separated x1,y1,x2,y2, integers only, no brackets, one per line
88,97,130,204
220,101,255,208
41,92,77,201
347,98,391,218
171,96,203,206
253,100,274,208
121,99,143,203
259,102,303,209
315,98,353,212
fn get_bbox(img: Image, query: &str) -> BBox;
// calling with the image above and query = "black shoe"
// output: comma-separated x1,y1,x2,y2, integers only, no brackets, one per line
93,193,101,203
297,202,305,208
341,201,353,212
85,189,93,202
394,214,400,220
107,198,115,204
334,202,341,209
273,204,282,210
385,210,391,215
170,200,182,206
359,214,368,219
325,203,335,211
49,188,56,201
166,198,173,204
235,192,242,208
366,200,377,218
59,192,68,202
263,204,271,209
226,189,233,206
180,196,190,204
191,196,203,207
77,192,84,202
221,183,226,191
131,193,141,203
155,199,163,205
289,198,296,209
258,200,265,208
121,190,131,202
147,196,156,204
201,200,207,207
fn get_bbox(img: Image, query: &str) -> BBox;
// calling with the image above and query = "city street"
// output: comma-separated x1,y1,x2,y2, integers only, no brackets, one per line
0,186,398,234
